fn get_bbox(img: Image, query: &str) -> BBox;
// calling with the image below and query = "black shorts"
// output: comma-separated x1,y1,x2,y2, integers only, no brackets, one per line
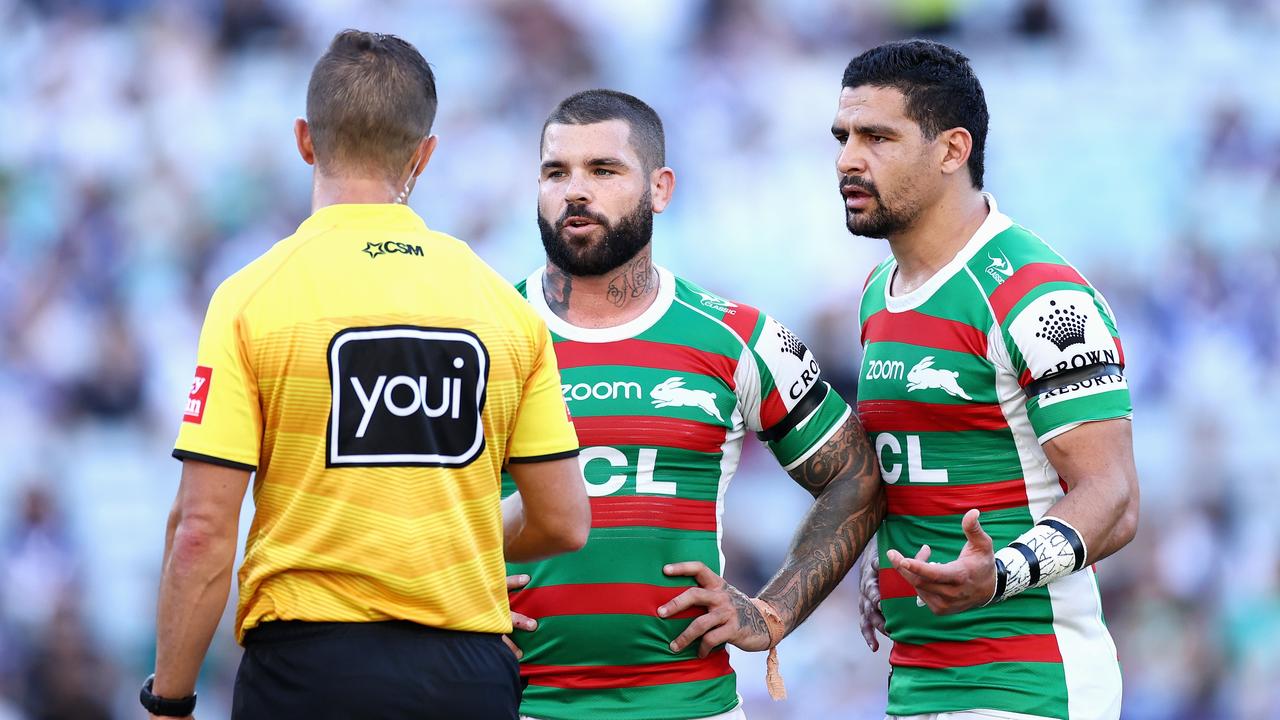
233,621,520,720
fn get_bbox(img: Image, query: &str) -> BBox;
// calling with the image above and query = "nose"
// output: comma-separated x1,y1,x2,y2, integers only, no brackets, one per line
836,138,867,177
563,170,592,205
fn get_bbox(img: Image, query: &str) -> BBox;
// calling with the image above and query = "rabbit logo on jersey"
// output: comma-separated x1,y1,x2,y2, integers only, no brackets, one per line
650,377,723,421
906,356,972,400
327,326,488,467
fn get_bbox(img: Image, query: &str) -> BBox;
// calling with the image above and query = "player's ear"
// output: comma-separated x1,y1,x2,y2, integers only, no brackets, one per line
295,118,316,166
939,127,972,178
650,166,676,214
411,135,439,178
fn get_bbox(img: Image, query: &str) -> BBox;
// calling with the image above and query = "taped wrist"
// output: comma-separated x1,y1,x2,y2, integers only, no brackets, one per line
986,517,1087,605
750,598,788,701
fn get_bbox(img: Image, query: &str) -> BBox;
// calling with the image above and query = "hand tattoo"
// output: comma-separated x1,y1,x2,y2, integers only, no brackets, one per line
727,583,770,640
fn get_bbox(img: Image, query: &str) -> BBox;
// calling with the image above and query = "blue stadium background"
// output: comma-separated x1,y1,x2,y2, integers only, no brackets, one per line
0,0,1277,717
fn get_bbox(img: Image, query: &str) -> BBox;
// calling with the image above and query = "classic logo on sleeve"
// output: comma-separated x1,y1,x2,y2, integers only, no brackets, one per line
327,327,488,467
183,366,213,424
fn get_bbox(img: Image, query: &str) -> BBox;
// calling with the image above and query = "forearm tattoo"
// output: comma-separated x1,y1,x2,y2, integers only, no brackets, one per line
759,414,886,632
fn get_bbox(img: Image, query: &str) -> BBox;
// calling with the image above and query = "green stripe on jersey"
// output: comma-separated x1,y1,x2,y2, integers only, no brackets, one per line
508,526,721,586
888,662,1069,720
514,613,698,666
503,446,725,502
857,342,998,404
871,429,1023,485
1025,386,1132,440
520,674,739,720
631,300,744,360
558,364,735,424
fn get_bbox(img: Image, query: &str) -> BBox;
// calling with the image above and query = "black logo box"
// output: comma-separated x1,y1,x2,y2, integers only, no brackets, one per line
327,326,489,468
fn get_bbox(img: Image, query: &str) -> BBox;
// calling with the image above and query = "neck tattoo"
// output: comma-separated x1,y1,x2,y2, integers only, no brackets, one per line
605,253,657,308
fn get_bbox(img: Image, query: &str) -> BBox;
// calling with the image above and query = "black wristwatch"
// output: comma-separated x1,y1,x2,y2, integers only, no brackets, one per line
139,674,197,717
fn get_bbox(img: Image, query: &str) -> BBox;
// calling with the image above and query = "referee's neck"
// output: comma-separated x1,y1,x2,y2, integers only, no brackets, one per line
311,175,402,210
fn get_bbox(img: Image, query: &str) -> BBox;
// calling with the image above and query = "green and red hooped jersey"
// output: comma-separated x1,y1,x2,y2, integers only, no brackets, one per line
859,195,1130,720
502,266,850,720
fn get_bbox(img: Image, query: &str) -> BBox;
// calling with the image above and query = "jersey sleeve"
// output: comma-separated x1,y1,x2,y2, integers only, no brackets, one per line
506,319,579,464
173,283,262,471
998,277,1131,444
737,311,851,470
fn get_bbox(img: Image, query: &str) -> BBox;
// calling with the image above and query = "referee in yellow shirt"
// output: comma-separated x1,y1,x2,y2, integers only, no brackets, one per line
143,30,590,720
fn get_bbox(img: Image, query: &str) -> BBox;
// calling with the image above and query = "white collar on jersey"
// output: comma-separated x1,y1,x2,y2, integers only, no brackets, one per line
882,192,1013,313
525,264,677,343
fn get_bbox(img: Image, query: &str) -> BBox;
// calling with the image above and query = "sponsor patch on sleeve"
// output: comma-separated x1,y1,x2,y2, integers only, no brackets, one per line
183,365,213,424
1009,289,1122,381
753,315,822,410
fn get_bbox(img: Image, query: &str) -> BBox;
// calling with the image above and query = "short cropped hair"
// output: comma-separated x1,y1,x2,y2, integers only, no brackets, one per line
842,40,989,188
306,30,437,178
542,90,665,171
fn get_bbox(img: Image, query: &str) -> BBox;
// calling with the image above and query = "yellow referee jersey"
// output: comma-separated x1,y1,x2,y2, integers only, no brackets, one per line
173,203,579,643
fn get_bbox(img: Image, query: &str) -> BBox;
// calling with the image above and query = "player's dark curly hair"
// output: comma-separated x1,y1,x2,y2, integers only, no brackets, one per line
542,90,666,171
306,30,437,179
842,40,989,188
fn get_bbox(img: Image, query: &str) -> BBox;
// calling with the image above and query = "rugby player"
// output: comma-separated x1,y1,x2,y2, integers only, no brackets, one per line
837,40,1140,720
502,89,885,720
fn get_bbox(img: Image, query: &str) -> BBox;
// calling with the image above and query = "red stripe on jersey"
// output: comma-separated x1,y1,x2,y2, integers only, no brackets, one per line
886,478,1029,516
510,582,704,620
759,388,789,430
989,263,1087,325
879,568,916,599
860,309,988,357
523,650,732,689
1019,368,1034,388
1113,336,1125,367
573,415,727,454
720,302,761,344
890,633,1063,669
589,496,717,532
856,400,1009,433
555,339,737,382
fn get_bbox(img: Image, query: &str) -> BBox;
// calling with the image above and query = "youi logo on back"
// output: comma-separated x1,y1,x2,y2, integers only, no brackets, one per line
327,326,489,467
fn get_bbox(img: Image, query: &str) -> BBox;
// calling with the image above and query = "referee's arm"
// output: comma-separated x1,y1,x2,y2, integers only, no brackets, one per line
152,459,251,705
503,457,590,563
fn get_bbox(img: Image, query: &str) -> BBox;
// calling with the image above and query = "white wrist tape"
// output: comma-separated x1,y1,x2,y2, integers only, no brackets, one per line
987,517,1087,605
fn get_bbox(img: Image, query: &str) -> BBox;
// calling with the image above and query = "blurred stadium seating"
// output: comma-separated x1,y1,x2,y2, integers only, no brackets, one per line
0,0,1278,717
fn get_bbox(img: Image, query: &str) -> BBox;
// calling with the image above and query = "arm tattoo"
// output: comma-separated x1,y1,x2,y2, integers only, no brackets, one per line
758,414,886,633
544,266,573,319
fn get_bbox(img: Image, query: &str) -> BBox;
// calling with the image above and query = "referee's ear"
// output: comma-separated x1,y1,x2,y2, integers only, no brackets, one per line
409,135,439,179
295,117,316,166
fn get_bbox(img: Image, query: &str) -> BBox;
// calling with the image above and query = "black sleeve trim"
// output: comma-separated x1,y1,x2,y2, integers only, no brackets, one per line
1023,363,1123,399
506,448,581,465
172,449,257,472
1039,518,1086,571
756,382,829,444
987,556,1008,606
1011,541,1041,587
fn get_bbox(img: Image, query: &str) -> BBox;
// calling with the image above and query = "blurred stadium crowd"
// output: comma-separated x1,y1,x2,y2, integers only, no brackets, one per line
1,0,1278,718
